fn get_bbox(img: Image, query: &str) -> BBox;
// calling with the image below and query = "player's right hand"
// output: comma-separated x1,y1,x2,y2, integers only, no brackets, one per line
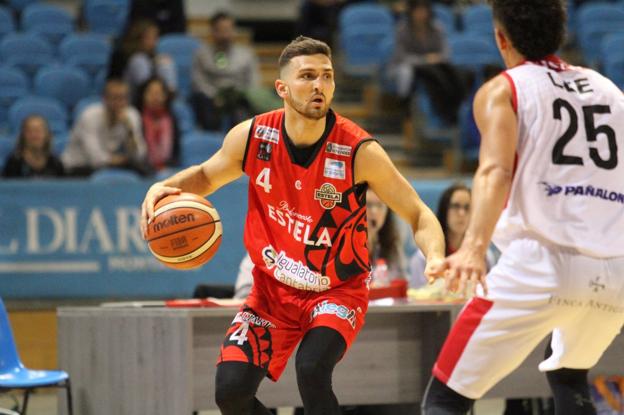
140,183,181,239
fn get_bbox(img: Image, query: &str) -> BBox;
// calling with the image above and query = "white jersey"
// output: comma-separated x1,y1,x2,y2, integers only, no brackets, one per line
493,56,624,258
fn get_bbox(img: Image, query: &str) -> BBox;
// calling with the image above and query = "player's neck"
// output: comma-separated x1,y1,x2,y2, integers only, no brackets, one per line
283,109,327,147
503,49,525,69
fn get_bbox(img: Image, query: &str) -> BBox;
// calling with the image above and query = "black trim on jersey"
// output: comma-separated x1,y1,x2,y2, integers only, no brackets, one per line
281,109,336,168
241,116,256,172
351,137,376,185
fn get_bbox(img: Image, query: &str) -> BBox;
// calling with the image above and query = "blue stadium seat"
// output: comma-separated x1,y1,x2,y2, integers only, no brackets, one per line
93,69,107,95
60,34,111,79
90,168,142,183
180,131,222,167
0,137,16,170
0,66,28,130
52,131,69,156
84,0,129,37
157,34,201,98
34,66,90,110
461,4,494,38
0,33,54,77
448,33,501,74
433,3,456,35
600,32,624,63
0,6,16,41
8,0,39,13
9,96,68,135
577,3,624,65
172,99,195,134
604,56,624,89
338,4,395,76
21,4,74,47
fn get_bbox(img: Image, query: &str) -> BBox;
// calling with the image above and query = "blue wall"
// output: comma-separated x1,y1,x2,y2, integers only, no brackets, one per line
0,178,466,299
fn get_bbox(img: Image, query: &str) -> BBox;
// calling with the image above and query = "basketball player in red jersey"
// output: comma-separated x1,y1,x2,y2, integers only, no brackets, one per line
422,1,624,414
141,36,446,415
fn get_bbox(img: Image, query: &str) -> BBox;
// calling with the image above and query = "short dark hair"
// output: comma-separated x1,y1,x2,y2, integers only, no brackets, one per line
278,36,332,71
210,11,232,27
490,0,566,60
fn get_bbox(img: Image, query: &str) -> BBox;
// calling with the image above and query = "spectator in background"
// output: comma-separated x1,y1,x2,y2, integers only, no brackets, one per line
409,183,498,288
109,19,177,101
128,0,186,35
135,77,180,171
366,188,406,287
387,0,468,124
2,115,64,178
62,79,148,176
297,0,346,47
191,11,260,131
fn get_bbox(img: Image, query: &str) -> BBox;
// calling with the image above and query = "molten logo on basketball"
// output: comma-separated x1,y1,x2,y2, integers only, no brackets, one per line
153,213,196,232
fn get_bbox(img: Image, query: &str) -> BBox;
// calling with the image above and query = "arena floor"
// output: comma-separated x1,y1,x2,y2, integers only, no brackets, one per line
0,391,506,414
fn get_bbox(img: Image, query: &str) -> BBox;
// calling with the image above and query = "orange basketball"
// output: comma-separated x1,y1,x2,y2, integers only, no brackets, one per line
146,193,222,270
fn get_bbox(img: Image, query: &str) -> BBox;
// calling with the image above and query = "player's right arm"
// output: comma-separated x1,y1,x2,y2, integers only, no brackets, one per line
140,119,251,236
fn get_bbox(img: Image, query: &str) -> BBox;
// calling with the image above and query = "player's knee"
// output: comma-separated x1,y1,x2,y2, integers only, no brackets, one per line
215,363,256,410
296,357,333,388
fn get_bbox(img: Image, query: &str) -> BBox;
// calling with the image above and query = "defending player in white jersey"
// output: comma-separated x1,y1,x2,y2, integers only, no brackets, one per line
422,1,624,414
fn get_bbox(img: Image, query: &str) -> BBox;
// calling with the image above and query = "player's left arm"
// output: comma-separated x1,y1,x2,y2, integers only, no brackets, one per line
355,141,446,281
446,74,518,296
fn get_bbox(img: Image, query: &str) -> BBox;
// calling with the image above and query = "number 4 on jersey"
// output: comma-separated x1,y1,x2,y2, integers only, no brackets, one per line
256,167,272,193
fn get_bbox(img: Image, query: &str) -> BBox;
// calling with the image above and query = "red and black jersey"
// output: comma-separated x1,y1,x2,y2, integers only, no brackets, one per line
242,109,374,292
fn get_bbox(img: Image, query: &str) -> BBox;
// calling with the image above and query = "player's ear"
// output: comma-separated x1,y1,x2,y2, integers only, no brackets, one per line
495,26,509,51
275,79,288,99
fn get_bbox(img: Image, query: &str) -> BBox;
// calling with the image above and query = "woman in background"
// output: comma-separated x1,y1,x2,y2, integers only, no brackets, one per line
409,183,498,289
366,188,406,287
2,115,64,178
135,77,180,171
111,19,177,101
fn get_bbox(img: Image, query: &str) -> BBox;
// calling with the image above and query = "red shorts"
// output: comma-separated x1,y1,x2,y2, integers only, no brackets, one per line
218,268,369,381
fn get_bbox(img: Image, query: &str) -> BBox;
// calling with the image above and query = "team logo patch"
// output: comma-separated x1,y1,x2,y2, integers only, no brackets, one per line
310,300,357,329
325,142,352,157
257,141,272,161
323,158,345,180
314,183,342,209
540,181,563,196
254,125,280,144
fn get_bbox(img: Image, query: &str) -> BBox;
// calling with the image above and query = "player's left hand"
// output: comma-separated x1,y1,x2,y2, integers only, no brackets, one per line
424,256,447,284
443,247,488,298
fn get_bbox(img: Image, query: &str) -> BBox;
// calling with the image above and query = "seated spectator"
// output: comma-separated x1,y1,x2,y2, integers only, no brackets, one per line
387,0,468,124
128,0,187,35
191,11,259,131
366,188,406,287
135,77,180,171
109,19,177,101
2,115,64,178
62,79,149,176
296,0,345,47
409,182,498,289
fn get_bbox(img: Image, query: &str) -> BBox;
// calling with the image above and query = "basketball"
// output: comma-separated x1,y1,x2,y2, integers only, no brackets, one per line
146,193,222,270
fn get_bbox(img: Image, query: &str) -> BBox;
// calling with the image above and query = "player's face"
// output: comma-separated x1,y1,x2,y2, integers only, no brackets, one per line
447,189,471,237
280,54,335,120
366,190,388,238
